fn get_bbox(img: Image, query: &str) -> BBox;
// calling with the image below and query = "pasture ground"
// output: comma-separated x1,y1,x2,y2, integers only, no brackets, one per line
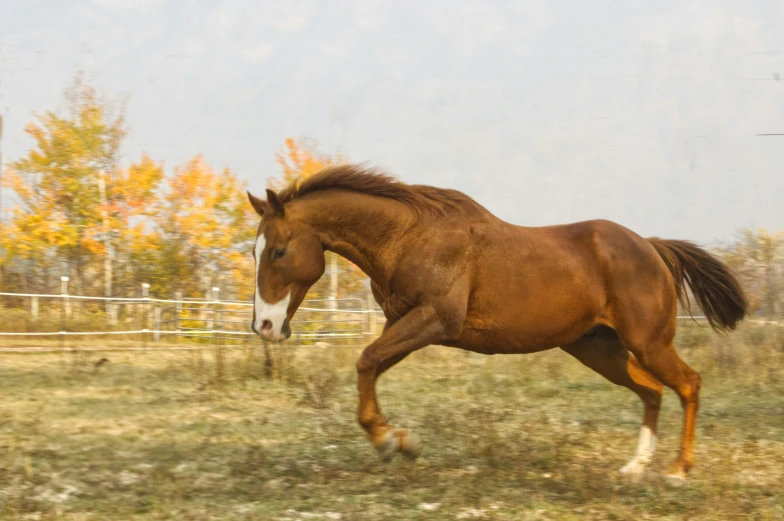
1,324,783,520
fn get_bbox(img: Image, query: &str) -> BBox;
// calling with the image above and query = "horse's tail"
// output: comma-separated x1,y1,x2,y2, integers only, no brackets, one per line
648,238,748,332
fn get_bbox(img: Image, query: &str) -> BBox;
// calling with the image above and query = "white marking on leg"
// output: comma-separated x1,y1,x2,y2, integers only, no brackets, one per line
619,426,657,476
253,234,291,339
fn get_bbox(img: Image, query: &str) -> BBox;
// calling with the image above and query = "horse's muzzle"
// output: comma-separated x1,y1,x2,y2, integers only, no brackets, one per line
253,319,292,342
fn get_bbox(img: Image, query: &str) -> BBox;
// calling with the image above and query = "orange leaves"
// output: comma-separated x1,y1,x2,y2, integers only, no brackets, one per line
270,137,345,191
110,155,164,219
157,155,257,299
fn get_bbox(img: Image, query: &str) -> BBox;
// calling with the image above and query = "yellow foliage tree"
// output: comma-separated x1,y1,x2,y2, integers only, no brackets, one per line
157,155,257,300
0,74,133,297
718,228,783,318
269,137,342,191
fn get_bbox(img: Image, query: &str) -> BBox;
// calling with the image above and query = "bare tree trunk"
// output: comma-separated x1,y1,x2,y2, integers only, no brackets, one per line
329,253,338,332
329,253,338,300
765,263,775,320
74,246,84,316
97,169,115,323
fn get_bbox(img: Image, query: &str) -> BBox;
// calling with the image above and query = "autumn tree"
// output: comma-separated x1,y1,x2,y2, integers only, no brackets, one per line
107,155,164,297
717,229,783,319
0,74,132,303
269,137,345,191
156,155,257,300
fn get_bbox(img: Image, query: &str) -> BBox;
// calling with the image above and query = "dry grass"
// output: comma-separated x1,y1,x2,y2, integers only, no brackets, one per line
1,324,783,520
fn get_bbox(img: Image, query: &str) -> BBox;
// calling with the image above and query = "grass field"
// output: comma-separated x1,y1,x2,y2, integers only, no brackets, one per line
1,324,783,520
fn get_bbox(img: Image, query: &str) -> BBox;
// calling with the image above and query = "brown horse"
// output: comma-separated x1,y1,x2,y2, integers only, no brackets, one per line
247,165,747,482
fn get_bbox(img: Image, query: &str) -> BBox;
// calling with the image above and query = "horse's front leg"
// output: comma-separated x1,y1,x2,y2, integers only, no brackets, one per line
355,305,446,462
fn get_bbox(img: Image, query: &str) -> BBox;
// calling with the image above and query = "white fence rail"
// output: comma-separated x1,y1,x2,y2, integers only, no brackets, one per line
2,288,779,351
0,288,386,346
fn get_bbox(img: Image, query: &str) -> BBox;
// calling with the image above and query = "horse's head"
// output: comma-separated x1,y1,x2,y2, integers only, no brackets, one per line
247,189,325,342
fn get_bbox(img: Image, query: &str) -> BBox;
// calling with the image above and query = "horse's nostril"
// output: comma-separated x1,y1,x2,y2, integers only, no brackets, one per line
261,320,273,332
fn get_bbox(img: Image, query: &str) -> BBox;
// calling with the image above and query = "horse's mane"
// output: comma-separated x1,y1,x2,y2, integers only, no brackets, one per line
276,164,483,216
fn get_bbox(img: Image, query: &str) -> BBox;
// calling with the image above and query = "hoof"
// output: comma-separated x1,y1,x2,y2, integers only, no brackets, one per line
399,430,422,460
663,459,690,486
663,470,688,487
374,429,421,462
618,462,646,483
376,430,400,462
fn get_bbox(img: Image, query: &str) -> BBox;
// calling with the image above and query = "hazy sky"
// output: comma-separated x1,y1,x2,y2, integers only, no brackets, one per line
1,0,783,244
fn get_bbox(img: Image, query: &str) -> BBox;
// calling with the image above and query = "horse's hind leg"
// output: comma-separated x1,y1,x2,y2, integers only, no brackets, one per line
562,331,663,480
621,337,702,482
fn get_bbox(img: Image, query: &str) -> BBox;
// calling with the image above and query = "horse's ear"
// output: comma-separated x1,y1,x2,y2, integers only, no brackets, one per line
266,188,285,217
247,191,267,217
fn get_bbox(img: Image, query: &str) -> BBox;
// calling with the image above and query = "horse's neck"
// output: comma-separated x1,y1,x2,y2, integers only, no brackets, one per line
290,192,414,283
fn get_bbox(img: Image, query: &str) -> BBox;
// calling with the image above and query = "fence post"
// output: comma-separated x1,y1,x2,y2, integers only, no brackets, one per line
207,287,218,331
212,287,220,329
175,291,182,345
212,287,224,385
366,292,375,336
153,306,161,343
31,296,39,320
212,286,220,344
329,254,338,337
60,276,69,349
61,276,71,319
109,300,118,327
141,283,150,348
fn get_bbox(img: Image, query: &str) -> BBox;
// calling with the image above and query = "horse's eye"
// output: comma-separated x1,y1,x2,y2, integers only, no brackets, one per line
272,248,286,260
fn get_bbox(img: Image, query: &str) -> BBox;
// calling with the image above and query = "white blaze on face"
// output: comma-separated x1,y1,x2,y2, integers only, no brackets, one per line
253,233,291,339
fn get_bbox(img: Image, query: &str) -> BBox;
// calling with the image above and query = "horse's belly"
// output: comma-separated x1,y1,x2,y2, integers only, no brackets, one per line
456,289,604,354
453,317,596,354
449,328,559,354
